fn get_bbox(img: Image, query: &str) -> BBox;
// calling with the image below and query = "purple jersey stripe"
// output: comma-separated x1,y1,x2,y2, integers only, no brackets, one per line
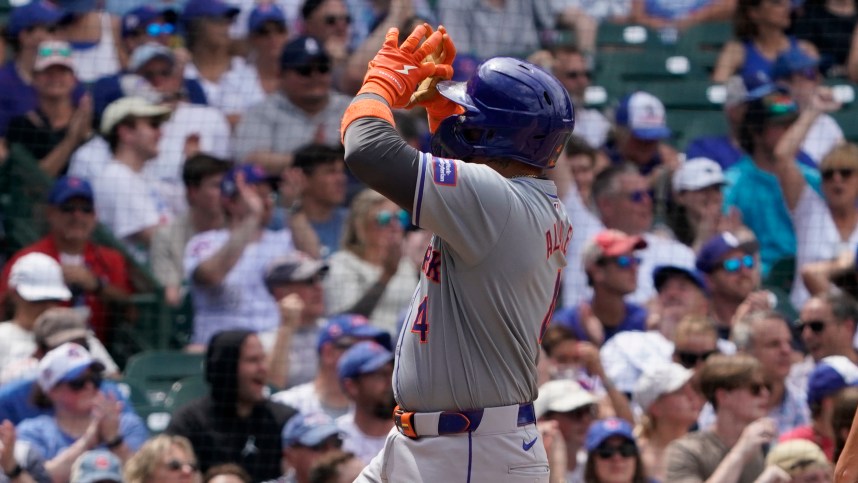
414,152,428,226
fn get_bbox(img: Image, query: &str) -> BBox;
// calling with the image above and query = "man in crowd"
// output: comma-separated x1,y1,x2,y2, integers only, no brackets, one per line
534,379,598,482
550,45,610,149
280,412,344,483
799,291,858,365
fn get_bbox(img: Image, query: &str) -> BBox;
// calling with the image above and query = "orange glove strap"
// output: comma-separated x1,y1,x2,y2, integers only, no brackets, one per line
340,98,396,144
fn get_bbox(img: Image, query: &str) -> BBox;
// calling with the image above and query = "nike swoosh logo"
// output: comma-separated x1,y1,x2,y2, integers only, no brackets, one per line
394,65,418,75
522,436,538,451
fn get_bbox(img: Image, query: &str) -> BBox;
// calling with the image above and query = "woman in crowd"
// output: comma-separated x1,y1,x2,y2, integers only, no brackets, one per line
124,434,201,483
584,418,648,483
323,189,417,334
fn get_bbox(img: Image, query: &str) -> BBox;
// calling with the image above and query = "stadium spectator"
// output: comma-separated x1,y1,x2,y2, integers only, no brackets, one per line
793,0,857,76
583,418,647,483
301,0,352,69
123,434,201,483
271,314,391,420
322,189,417,334
629,0,736,31
91,97,173,263
234,36,350,174
0,416,49,483
166,330,298,481
550,46,610,149
780,356,858,460
648,265,710,339
798,292,858,365
307,450,365,483
534,379,598,482
765,439,833,483
244,4,289,99
335,341,395,465
17,343,147,482
672,315,724,370
832,386,858,463
6,41,92,178
665,354,775,483
150,154,230,306
54,0,122,84
70,449,123,483
280,412,345,483
0,176,131,341
712,0,817,86
118,5,180,54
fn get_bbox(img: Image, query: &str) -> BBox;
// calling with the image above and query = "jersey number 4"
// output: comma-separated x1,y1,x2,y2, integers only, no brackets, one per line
410,296,429,343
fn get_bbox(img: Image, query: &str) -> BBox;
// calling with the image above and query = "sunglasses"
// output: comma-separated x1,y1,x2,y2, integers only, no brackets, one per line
59,203,94,214
564,70,590,80
720,254,754,273
139,68,173,81
38,45,72,58
164,459,198,472
376,209,409,228
254,25,286,36
291,63,331,77
136,117,164,129
600,255,641,269
676,350,717,368
145,22,175,36
741,381,770,396
595,441,637,459
822,168,855,181
324,14,351,26
565,404,597,421
65,373,102,391
798,319,826,334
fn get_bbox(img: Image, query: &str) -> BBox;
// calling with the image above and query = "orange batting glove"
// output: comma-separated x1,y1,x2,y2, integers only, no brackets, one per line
416,30,465,134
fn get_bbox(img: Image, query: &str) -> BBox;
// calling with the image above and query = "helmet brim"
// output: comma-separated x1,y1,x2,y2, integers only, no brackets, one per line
437,81,477,111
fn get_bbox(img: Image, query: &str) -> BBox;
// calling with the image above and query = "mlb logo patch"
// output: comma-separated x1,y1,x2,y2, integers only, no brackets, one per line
432,158,457,186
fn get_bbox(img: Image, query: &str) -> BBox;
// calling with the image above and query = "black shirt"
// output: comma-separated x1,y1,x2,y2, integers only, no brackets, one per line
793,4,857,73
6,110,70,175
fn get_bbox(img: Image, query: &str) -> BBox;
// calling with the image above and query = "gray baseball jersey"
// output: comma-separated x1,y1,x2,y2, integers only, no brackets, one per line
394,153,572,412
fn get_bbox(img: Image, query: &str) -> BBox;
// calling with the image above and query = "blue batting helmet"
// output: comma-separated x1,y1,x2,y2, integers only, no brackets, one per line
430,57,575,169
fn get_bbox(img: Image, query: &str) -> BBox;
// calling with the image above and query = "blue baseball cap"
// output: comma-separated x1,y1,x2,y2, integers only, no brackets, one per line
49,176,94,205
71,450,123,483
585,418,636,452
695,232,759,274
317,314,392,353
57,0,98,15
248,3,286,33
6,1,63,38
220,164,268,198
615,91,671,141
807,356,858,405
181,0,239,24
337,340,394,381
121,6,177,38
772,49,820,81
280,36,330,69
281,412,341,448
653,265,707,293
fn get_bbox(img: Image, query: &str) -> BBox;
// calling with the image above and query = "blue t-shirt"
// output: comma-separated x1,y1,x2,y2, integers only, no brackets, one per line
0,378,131,424
741,37,800,89
553,301,647,343
723,154,821,276
17,413,148,460
311,207,349,259
644,0,711,20
685,135,817,170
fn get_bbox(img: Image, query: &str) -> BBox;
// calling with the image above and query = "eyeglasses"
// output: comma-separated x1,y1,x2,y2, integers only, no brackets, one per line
603,255,641,269
720,254,755,273
291,63,331,77
595,441,637,459
822,168,855,181
623,190,650,204
38,45,72,58
145,23,175,36
65,373,102,391
323,14,351,26
376,209,409,228
740,381,771,396
676,350,717,368
59,203,94,214
798,319,827,334
564,70,589,80
164,459,198,472
136,117,164,129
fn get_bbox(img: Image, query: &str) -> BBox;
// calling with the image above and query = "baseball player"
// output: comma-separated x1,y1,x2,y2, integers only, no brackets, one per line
339,24,575,482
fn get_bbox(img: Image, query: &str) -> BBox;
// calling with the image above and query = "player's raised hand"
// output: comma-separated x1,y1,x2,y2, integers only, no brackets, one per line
414,29,466,133
360,23,453,109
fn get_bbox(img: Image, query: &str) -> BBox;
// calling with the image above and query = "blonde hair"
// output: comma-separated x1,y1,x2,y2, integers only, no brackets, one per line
124,434,199,483
820,143,858,172
674,315,718,345
339,189,389,255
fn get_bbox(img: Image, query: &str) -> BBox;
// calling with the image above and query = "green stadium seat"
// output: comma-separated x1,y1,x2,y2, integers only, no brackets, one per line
596,23,662,52
117,378,172,434
123,350,205,406
676,22,733,55
667,110,728,150
832,109,858,142
632,79,725,110
164,375,208,413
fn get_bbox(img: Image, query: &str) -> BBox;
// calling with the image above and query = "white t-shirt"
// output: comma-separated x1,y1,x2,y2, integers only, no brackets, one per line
335,411,387,465
802,114,844,165
790,185,858,309
68,136,111,183
184,228,295,345
561,181,605,308
0,322,38,372
184,57,263,116
271,382,351,421
574,107,611,149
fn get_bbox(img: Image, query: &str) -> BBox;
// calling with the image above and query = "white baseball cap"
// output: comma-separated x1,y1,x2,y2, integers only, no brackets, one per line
8,253,72,302
535,379,598,418
37,342,105,392
615,91,671,140
33,40,75,73
672,157,725,192
633,362,694,412
99,96,171,135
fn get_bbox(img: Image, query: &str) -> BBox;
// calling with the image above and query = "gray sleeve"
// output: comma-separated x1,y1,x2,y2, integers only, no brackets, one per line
234,102,275,161
343,100,421,210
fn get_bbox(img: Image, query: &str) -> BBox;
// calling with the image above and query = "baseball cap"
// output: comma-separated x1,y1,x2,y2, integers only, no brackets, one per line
248,3,286,33
8,253,72,302
585,418,636,452
652,265,707,293
128,42,175,73
100,97,172,135
772,49,820,81
181,0,240,24
582,229,648,266
807,355,858,405
220,164,269,198
534,379,597,418
49,176,94,205
6,1,63,38
280,36,331,70
672,157,725,192
37,342,105,392
34,308,89,349
70,450,123,483
695,232,759,274
265,252,328,288
745,91,800,127
317,314,392,352
765,440,830,475
337,340,394,381
34,41,75,73
615,91,671,141
281,412,341,448
121,5,177,38
633,363,694,412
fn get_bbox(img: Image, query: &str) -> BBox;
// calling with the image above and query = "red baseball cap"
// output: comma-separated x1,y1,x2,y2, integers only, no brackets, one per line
583,229,647,265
